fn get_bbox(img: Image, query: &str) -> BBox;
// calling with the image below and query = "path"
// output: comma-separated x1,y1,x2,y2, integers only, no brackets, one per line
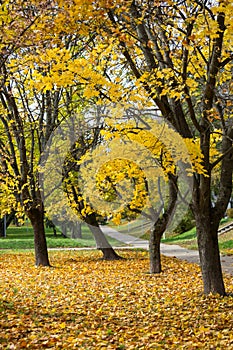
101,225,233,276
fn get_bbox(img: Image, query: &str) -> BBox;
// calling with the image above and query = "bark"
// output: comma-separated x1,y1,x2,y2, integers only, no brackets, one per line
193,124,233,295
52,226,57,237
192,170,228,296
193,10,228,295
76,222,82,238
192,173,226,295
0,212,14,237
86,213,123,260
213,124,233,222
149,229,162,273
0,219,5,238
99,247,123,260
196,216,225,295
149,174,178,273
45,218,57,236
61,222,67,237
27,208,50,267
71,222,82,239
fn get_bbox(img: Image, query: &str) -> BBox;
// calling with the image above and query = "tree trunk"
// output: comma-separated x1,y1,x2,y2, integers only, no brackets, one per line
99,247,123,260
191,121,231,296
27,208,50,267
71,222,82,239
149,229,162,273
0,212,15,237
86,214,122,260
0,219,4,237
76,222,82,238
196,218,225,295
149,174,178,274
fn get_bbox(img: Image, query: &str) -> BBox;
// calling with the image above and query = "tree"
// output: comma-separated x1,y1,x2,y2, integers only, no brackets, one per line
0,0,110,265
1,0,232,295
62,121,123,260
97,116,198,273
87,0,233,294
0,1,71,265
40,112,124,260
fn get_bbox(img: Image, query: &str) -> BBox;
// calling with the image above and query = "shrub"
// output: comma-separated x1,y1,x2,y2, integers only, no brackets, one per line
173,209,195,235
226,208,233,218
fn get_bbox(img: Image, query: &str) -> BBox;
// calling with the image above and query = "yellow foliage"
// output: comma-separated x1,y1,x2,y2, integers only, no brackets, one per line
184,138,209,176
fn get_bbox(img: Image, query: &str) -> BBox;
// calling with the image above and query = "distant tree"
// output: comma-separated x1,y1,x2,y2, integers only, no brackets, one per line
62,122,123,260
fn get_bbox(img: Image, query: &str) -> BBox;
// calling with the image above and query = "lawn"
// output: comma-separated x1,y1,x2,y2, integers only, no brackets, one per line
116,217,233,255
161,219,233,255
0,224,123,250
1,250,233,349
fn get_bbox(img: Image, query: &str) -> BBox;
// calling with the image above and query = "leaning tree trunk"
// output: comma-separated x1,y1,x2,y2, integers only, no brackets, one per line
27,208,50,267
86,214,122,260
196,215,225,295
150,174,178,273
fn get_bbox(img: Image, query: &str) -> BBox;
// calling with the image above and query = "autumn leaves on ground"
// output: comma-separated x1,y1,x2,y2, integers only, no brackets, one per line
1,251,233,350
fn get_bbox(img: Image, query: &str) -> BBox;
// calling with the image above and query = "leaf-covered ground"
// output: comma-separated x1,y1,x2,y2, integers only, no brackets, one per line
1,250,233,349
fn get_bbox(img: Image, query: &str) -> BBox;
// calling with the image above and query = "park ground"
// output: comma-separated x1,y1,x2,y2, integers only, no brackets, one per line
1,249,233,349
1,222,233,349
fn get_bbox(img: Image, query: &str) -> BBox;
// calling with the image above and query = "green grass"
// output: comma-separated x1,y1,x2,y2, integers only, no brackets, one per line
162,226,197,244
0,224,123,250
161,218,233,255
112,217,233,256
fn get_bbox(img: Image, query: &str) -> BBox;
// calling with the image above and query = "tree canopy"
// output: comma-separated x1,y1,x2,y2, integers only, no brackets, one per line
0,0,232,294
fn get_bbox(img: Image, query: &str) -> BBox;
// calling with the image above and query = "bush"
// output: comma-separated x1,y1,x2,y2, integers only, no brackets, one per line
173,209,195,235
226,208,233,218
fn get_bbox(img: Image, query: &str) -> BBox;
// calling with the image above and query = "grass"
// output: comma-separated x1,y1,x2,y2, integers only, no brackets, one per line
110,217,233,255
0,223,124,251
219,230,233,252
162,218,233,255
162,226,197,244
